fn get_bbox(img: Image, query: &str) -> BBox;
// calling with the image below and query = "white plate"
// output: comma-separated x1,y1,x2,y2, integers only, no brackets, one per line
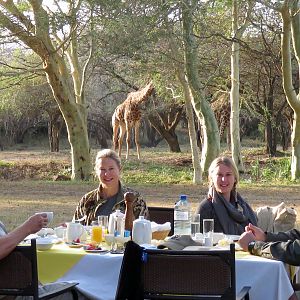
84,249,108,253
183,246,228,251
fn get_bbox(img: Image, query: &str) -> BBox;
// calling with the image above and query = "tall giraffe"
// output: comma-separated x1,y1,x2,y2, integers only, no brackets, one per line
211,92,231,144
112,81,154,159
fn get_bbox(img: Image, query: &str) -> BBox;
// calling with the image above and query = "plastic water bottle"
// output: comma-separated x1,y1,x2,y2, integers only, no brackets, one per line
174,194,191,235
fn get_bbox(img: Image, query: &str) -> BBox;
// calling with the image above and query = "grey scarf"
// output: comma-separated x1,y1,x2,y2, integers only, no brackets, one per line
211,188,257,235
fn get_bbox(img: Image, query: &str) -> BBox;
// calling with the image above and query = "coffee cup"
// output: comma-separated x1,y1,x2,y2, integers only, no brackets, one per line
35,212,54,224
54,226,66,238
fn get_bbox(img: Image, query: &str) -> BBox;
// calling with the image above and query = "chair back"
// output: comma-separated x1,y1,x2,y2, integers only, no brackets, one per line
0,239,39,299
148,206,174,236
116,241,236,300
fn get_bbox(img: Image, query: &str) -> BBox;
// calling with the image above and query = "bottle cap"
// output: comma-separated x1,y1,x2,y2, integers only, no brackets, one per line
124,230,131,237
180,194,187,201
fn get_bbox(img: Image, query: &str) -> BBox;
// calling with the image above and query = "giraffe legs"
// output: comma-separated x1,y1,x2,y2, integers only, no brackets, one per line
125,123,132,160
134,121,141,160
118,122,126,159
112,115,120,152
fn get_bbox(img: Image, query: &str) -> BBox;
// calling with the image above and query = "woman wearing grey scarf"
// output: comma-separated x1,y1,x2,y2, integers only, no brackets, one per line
196,156,257,235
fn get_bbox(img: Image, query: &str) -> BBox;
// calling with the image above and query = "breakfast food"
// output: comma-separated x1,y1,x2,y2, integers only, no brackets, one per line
84,243,102,251
217,237,233,246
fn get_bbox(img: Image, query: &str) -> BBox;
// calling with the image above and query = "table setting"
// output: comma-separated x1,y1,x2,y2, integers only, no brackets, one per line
24,211,295,300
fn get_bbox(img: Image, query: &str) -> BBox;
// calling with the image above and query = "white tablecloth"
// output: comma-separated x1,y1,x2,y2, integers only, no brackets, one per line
51,251,294,300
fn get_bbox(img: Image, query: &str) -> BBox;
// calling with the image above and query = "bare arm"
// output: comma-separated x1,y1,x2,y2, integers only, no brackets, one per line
0,214,47,260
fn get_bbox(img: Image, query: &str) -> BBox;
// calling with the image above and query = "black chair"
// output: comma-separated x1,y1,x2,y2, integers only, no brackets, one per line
0,239,78,300
116,241,250,300
148,206,174,236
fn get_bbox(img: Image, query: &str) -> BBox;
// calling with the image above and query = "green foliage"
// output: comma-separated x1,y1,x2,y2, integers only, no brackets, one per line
0,161,14,167
246,157,292,184
121,159,193,184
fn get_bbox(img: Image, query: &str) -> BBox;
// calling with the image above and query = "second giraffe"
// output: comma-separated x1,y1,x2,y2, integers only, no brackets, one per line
112,81,154,160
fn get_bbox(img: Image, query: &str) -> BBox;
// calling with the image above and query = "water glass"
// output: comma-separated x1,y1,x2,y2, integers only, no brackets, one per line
98,215,109,234
203,219,214,238
191,214,200,237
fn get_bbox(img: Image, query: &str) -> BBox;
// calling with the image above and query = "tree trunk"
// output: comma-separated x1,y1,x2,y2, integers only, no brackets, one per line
165,11,202,184
148,114,181,152
48,111,62,152
230,0,250,172
181,0,220,172
144,119,163,147
280,2,300,179
178,72,202,184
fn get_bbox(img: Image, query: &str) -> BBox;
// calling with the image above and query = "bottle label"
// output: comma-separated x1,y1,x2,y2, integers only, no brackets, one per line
174,211,189,221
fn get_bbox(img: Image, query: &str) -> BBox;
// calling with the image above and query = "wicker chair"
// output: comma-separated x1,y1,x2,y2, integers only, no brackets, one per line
148,206,174,236
116,241,250,300
0,239,78,300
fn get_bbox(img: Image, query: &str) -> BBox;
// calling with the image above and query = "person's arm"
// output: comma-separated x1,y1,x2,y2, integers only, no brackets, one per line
249,239,300,266
265,228,300,243
72,195,87,224
239,227,300,265
0,214,47,260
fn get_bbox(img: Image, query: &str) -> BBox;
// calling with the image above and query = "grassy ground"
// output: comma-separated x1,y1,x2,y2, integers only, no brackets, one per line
0,145,300,231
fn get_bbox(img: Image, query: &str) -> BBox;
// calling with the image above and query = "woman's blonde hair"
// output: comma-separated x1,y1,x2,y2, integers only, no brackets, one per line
208,156,239,186
94,149,121,177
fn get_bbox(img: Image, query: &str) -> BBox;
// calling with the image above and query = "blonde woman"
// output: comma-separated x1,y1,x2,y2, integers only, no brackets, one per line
196,156,257,235
73,149,148,225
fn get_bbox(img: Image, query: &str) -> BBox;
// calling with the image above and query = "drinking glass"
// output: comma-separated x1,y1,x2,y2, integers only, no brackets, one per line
203,219,214,238
191,214,200,237
91,221,102,244
98,215,109,235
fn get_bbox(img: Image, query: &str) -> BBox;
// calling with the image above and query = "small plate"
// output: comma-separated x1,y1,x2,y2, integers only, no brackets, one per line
84,249,108,253
66,242,83,248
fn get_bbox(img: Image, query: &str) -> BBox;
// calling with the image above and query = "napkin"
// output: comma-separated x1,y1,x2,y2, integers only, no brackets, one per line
157,235,202,251
150,221,171,233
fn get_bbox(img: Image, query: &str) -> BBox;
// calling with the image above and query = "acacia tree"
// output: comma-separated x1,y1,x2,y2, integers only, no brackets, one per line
256,0,300,179
181,0,220,171
230,0,254,172
0,0,93,180
280,1,300,179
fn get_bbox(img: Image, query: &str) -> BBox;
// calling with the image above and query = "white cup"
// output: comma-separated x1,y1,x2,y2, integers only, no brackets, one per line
35,212,54,225
54,226,66,238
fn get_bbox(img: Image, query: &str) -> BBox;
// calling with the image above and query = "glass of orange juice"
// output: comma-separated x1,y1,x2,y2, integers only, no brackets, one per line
91,222,102,244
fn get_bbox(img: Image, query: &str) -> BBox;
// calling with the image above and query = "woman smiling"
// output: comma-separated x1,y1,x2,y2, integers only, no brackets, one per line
196,156,257,235
73,149,148,225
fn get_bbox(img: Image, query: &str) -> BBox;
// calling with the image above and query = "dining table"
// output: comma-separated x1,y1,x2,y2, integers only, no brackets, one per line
37,243,295,300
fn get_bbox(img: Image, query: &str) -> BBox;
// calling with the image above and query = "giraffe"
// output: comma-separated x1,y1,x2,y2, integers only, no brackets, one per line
112,81,154,159
211,92,231,144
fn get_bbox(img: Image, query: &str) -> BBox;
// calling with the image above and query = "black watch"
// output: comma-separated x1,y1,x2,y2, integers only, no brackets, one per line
248,241,256,254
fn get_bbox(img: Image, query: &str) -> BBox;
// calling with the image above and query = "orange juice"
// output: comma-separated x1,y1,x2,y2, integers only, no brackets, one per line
91,226,102,244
